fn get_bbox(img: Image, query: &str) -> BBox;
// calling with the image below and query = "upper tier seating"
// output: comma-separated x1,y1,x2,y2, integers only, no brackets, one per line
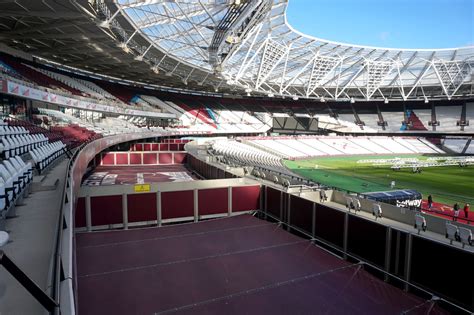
436,106,461,132
30,66,110,100
464,103,474,132
412,109,431,131
406,110,428,131
0,55,82,96
358,114,382,131
94,81,137,104
382,112,404,132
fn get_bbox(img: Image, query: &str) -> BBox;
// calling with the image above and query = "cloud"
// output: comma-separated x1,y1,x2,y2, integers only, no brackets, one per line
379,31,390,42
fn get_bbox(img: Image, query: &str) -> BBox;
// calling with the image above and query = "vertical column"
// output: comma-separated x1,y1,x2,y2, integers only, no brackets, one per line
264,186,268,219
343,213,349,260
85,195,92,232
228,186,232,216
287,195,291,232
384,227,392,282
193,189,198,222
404,234,413,291
279,191,283,222
312,203,316,238
122,193,128,230
157,191,162,227
114,153,117,166
394,231,401,275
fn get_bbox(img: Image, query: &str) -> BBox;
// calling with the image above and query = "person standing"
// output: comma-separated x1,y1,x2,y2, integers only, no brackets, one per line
427,195,433,209
319,190,325,203
453,203,459,221
464,203,470,219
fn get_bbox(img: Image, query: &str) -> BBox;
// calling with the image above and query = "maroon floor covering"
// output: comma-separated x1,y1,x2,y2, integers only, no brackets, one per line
76,215,445,314
82,165,197,186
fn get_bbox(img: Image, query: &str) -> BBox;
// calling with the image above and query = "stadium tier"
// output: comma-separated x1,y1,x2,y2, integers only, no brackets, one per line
225,136,445,161
0,1,473,315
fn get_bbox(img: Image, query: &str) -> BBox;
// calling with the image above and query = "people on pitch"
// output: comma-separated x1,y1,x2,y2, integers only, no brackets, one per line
427,194,433,209
464,203,470,219
453,203,460,221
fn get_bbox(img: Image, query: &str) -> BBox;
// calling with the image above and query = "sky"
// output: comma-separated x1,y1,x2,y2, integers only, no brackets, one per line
286,0,473,49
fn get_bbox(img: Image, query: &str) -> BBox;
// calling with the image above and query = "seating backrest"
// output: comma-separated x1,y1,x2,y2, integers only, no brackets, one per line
446,223,459,238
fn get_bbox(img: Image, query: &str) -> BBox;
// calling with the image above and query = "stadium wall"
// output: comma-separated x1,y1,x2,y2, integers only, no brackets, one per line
55,134,473,313
94,151,188,166
262,186,473,310
75,178,261,231
331,190,474,235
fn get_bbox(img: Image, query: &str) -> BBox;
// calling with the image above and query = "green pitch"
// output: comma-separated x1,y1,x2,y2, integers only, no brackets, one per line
284,155,474,206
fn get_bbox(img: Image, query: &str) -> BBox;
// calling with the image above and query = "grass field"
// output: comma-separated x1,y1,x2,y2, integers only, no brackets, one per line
284,155,474,206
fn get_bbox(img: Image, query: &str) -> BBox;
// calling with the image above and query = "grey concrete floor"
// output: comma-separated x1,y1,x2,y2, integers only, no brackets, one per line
0,159,67,315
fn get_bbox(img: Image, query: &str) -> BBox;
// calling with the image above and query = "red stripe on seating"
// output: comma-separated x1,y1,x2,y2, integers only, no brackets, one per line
135,144,143,151
159,143,169,151
151,144,159,151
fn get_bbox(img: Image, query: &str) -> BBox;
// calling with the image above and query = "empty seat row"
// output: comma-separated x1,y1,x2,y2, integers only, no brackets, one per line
30,141,66,172
0,125,29,136
212,140,283,169
0,156,33,212
0,134,49,158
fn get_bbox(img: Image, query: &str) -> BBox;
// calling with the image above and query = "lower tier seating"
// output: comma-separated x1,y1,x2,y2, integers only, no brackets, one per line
30,141,66,173
0,156,33,213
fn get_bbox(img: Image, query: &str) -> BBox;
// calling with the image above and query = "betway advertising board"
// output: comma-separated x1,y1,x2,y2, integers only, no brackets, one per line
4,80,175,119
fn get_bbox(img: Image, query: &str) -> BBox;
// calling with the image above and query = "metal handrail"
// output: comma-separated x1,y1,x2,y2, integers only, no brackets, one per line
0,250,58,312
47,141,87,314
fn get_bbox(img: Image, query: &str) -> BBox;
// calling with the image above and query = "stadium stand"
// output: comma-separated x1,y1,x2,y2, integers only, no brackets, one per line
465,103,474,131
442,138,470,153
436,106,462,132
381,111,405,131
0,2,473,314
234,136,444,160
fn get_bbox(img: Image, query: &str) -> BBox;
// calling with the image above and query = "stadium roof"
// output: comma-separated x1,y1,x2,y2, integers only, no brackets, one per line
0,0,473,101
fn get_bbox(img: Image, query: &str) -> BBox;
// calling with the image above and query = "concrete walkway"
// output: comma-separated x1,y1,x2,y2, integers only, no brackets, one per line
0,158,68,314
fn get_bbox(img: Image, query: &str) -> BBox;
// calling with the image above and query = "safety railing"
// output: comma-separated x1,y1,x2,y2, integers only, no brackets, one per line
0,250,58,313
256,210,473,314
